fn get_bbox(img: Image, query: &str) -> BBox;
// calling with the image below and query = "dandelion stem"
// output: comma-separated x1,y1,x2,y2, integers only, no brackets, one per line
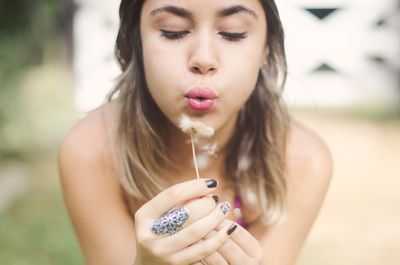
190,133,200,179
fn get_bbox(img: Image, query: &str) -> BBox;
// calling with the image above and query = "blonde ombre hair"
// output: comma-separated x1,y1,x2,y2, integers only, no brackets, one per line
107,0,290,226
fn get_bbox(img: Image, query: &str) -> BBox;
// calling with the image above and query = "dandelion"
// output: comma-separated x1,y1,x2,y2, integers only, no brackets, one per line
179,114,215,179
179,115,214,137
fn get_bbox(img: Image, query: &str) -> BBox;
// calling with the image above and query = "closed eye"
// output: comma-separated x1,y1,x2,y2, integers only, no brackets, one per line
160,30,190,40
160,30,247,42
219,32,247,41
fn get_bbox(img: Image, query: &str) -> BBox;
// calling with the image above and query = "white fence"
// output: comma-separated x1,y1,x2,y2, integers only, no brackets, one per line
73,0,399,112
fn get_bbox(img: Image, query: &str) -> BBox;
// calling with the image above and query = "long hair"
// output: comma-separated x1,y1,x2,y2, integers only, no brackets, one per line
107,0,290,225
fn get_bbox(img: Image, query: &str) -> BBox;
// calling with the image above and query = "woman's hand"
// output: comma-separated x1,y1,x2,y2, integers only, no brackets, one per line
133,179,237,265
198,220,263,265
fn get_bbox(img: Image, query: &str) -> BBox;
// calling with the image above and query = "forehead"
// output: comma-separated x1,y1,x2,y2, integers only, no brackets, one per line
141,0,265,21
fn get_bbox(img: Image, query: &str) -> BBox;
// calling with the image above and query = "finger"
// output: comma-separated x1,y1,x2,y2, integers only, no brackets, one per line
192,238,228,265
190,261,207,265
216,220,262,258
159,202,231,252
147,195,219,240
138,179,218,219
167,222,237,265
203,224,254,264
182,195,219,228
203,250,229,265
201,231,230,265
218,238,251,265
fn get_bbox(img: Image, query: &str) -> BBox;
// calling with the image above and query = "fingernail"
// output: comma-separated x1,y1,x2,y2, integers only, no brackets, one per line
220,202,230,215
206,179,218,188
227,223,238,235
212,195,219,204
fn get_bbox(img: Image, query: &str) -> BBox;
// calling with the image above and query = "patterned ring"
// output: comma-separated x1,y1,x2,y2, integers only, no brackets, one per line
151,207,190,236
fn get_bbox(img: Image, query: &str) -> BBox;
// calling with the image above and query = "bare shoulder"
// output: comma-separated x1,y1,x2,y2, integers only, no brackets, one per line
58,100,119,163
57,100,121,205
57,100,136,265
286,119,333,192
253,119,333,265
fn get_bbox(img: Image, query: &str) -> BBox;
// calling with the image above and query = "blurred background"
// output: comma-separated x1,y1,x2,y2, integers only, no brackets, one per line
0,0,399,264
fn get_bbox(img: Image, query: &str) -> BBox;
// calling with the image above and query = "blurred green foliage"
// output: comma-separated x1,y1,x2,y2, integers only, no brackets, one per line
0,0,59,83
0,152,84,265
0,1,82,264
0,0,75,160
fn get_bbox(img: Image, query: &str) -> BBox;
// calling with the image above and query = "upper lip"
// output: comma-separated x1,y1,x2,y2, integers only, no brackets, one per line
185,87,217,99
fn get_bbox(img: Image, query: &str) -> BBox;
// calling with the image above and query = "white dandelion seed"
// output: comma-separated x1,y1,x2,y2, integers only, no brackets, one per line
179,114,215,179
179,115,214,138
238,155,251,171
195,153,210,169
199,142,218,156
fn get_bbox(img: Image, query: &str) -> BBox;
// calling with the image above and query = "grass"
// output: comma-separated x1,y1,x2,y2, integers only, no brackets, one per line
0,152,84,265
0,52,83,264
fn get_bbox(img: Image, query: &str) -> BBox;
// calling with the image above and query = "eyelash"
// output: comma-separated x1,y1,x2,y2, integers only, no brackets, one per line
160,30,247,42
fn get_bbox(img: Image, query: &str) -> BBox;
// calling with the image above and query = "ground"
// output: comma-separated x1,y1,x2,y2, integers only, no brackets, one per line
295,110,400,265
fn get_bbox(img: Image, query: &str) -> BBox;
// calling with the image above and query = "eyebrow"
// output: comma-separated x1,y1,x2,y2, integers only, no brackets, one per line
150,5,258,20
218,5,258,19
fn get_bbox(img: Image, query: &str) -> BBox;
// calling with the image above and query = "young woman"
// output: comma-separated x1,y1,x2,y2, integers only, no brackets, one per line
58,0,332,264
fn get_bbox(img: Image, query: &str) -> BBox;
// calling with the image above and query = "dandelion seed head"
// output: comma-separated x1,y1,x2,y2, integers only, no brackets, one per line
179,115,214,138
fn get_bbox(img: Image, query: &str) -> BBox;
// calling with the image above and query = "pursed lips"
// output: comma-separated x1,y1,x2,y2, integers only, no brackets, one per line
184,87,218,111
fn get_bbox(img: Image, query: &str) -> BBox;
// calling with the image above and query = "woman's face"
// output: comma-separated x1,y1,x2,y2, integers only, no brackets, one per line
140,0,268,134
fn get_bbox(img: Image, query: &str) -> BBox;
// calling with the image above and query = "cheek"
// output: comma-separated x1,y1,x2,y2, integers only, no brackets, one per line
227,36,265,100
142,35,184,102
228,74,258,112
224,51,261,106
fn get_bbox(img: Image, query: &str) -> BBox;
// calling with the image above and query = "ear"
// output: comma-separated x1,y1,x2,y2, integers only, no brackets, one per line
260,46,270,67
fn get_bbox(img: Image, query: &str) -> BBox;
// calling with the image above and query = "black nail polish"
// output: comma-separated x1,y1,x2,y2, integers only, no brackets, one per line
206,179,218,188
227,223,237,235
212,195,219,203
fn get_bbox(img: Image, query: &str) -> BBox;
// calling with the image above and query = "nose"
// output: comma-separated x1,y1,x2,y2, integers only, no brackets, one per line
188,32,218,75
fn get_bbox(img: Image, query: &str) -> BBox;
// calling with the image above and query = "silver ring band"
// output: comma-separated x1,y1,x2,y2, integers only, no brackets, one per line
151,207,189,235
